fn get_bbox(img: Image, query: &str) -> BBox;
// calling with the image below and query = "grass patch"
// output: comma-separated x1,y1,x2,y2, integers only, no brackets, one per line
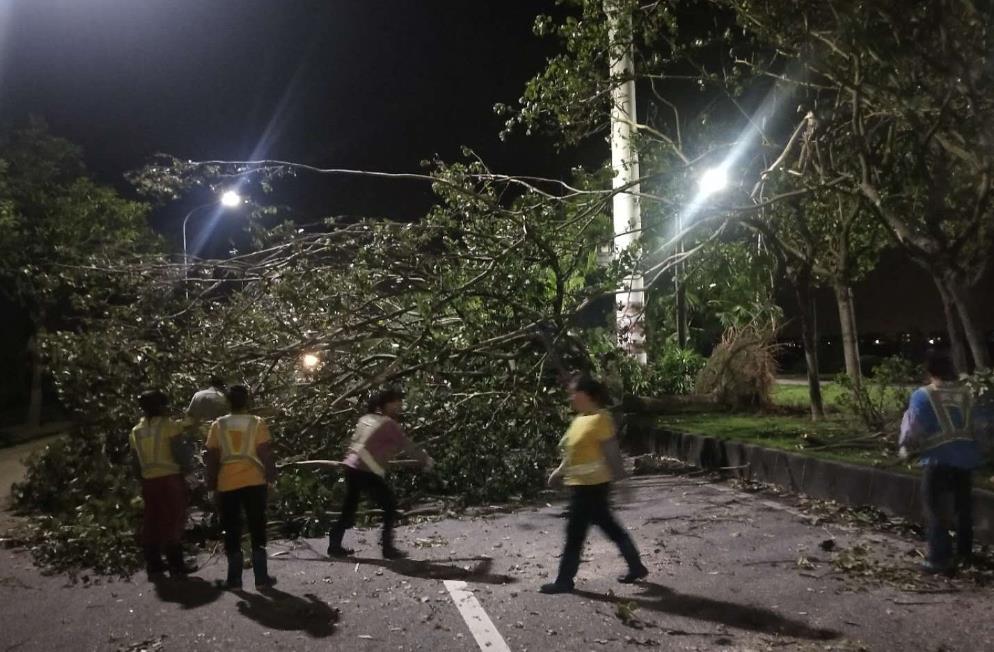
653,406,994,490
655,410,892,466
771,381,845,410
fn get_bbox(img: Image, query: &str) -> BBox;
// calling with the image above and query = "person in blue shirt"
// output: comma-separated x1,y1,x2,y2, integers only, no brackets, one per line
899,350,987,573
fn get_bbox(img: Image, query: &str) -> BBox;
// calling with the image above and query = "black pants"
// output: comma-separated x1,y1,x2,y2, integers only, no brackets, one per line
219,484,268,557
922,465,973,565
330,467,397,548
556,482,642,585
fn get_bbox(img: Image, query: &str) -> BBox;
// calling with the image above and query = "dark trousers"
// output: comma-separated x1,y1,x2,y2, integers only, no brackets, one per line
556,483,642,585
219,484,268,557
922,465,973,565
330,466,397,548
140,474,187,546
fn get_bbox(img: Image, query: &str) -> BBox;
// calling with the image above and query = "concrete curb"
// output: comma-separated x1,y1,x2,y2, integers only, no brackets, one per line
633,425,994,544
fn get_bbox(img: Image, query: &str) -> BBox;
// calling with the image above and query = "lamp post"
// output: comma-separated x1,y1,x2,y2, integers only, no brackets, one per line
182,190,242,279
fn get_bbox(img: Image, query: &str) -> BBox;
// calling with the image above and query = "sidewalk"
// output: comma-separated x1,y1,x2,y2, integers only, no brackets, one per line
638,425,994,543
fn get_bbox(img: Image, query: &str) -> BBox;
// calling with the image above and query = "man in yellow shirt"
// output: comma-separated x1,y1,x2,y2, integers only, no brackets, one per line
541,376,647,594
205,385,277,589
129,390,194,579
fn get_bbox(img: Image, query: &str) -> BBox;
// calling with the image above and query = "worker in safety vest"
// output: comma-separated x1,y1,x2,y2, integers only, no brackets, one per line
205,384,278,589
540,375,647,594
327,387,434,560
899,350,987,573
129,389,195,579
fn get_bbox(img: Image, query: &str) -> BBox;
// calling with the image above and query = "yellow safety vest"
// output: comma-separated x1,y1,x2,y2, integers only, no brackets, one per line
349,414,389,477
216,414,265,470
130,417,181,477
918,384,976,451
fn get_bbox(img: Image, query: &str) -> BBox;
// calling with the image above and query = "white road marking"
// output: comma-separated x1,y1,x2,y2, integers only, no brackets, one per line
443,580,511,652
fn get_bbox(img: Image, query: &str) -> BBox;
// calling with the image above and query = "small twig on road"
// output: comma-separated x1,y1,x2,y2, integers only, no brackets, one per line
888,598,950,606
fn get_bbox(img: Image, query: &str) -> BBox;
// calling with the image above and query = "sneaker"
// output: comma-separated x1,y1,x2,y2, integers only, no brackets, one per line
618,564,649,584
539,581,574,594
255,576,278,589
327,545,355,558
382,546,409,560
921,560,953,576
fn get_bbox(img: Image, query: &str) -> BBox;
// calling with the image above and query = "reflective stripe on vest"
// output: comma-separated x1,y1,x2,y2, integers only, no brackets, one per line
918,385,975,451
131,418,180,475
217,415,264,469
350,414,388,477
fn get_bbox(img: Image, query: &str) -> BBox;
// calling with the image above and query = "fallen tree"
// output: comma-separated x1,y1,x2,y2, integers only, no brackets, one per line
11,158,694,574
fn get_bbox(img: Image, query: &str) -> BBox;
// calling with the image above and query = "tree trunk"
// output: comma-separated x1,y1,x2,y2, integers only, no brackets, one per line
947,280,991,370
793,270,825,420
933,274,971,374
26,331,44,428
833,283,862,386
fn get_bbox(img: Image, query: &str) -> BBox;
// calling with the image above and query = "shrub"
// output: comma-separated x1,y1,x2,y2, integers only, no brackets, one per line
835,356,918,433
695,325,778,409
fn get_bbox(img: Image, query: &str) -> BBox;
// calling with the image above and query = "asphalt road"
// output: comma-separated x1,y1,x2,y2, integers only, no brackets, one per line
2,473,994,651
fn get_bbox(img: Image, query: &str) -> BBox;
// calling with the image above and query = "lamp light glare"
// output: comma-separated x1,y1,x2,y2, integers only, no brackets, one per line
220,190,242,207
698,167,728,197
301,353,320,369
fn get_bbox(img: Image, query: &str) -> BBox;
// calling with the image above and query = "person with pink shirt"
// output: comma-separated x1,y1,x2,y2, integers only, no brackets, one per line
327,387,434,559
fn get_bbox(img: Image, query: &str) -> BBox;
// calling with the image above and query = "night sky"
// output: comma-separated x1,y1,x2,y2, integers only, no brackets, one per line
0,0,567,223
1,0,991,338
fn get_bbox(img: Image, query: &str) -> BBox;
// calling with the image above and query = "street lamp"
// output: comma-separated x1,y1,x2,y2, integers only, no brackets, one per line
182,190,243,278
698,166,729,197
220,190,242,208
301,352,321,370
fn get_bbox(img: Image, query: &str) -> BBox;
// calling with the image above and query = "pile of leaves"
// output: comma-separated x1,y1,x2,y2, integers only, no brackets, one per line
9,431,141,576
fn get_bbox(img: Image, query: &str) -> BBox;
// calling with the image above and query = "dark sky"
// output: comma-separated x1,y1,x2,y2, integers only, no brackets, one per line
0,0,568,223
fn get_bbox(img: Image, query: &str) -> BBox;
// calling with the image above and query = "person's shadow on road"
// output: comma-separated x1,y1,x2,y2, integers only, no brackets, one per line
233,586,339,638
326,555,517,585
152,576,223,610
575,581,838,641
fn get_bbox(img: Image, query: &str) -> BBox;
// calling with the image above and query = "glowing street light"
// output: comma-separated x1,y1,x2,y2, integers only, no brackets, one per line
698,166,729,197
182,189,245,282
220,190,242,208
301,352,321,370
